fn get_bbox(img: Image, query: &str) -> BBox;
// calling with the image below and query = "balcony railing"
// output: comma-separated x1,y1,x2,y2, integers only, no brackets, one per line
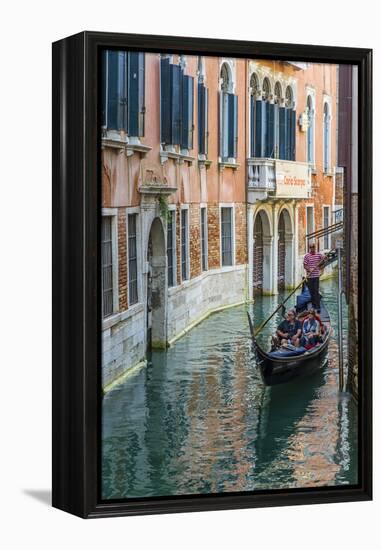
247,158,276,190
247,157,311,200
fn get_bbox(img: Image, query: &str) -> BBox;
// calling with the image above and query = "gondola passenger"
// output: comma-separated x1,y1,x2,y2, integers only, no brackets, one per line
272,309,302,349
301,309,321,347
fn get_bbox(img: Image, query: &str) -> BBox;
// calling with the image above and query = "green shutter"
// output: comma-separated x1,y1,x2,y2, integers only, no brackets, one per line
127,52,139,136
117,52,128,131
171,64,182,145
290,109,296,160
267,102,274,158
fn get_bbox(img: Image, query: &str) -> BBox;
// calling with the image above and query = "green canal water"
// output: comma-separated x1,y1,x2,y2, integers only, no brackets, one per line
102,276,358,500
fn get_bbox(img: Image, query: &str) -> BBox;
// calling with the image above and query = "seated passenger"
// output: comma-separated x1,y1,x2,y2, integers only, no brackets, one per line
301,309,321,347
272,309,302,349
298,307,325,334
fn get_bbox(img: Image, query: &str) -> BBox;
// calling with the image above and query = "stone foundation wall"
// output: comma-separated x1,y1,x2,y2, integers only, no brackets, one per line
167,265,247,341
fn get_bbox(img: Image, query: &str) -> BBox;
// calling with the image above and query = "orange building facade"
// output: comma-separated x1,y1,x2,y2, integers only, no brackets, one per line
101,52,339,390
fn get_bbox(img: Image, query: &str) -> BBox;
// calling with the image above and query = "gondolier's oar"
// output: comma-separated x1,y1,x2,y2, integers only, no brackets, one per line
253,278,306,338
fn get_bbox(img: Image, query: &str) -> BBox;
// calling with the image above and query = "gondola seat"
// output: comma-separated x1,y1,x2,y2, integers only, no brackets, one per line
268,347,307,358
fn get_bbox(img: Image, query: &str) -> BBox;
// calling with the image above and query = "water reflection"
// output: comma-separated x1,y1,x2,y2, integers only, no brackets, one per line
102,277,358,499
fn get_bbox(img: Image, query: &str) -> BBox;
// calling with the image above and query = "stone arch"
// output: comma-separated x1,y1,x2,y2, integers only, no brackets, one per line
253,208,272,294
278,207,294,290
146,216,167,349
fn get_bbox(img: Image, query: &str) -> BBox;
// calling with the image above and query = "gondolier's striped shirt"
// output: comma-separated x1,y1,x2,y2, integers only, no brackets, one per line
303,252,324,277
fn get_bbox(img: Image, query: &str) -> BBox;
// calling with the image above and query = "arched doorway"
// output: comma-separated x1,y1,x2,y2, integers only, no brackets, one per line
278,208,294,290
146,217,167,349
253,209,272,295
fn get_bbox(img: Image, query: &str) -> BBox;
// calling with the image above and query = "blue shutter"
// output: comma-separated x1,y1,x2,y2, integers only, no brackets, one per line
101,50,107,128
279,107,286,159
204,87,208,156
290,109,296,160
198,83,204,153
138,53,145,136
274,103,279,157
228,94,238,158
250,95,255,157
181,75,193,150
267,102,274,158
106,50,119,130
117,52,128,131
262,101,267,157
127,52,139,136
285,108,291,160
255,100,263,157
218,91,222,157
171,64,182,145
160,58,171,144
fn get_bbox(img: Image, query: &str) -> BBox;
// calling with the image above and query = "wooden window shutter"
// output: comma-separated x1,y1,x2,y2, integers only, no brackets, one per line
267,102,275,158
106,50,119,130
255,100,263,158
290,109,296,160
171,64,182,145
181,75,194,150
117,52,128,131
160,57,171,144
279,106,286,159
127,52,139,137
227,93,238,158
250,95,256,157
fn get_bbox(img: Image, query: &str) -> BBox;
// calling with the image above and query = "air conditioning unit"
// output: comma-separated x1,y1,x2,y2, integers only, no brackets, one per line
299,112,309,132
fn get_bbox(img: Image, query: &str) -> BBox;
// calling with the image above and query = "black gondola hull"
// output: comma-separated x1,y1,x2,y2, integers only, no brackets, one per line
255,338,329,386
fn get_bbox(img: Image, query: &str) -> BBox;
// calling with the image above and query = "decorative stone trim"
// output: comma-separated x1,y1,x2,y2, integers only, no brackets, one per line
160,149,195,165
218,160,240,171
101,135,152,157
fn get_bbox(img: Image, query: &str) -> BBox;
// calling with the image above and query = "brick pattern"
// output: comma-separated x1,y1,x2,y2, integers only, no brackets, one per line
253,216,263,293
207,204,220,269
117,208,128,311
235,203,247,265
175,206,181,285
189,204,201,279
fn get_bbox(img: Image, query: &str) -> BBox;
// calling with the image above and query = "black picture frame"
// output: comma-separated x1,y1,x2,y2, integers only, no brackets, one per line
52,31,372,519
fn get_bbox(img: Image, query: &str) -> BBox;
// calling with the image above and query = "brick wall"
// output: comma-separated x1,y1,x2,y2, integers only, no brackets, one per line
235,203,247,265
189,204,201,279
176,207,181,285
207,203,220,269
117,208,128,311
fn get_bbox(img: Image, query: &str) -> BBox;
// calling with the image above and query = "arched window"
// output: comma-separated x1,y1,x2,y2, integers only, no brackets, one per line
306,95,314,164
249,73,260,157
219,63,237,161
274,82,282,158
323,102,330,172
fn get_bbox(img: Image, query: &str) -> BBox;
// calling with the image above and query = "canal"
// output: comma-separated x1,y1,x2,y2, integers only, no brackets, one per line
102,276,358,500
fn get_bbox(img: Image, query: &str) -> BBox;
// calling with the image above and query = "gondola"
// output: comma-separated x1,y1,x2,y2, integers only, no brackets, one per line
247,291,333,386
248,250,338,386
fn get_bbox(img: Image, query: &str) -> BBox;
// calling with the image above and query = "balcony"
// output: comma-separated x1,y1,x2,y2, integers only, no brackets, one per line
247,158,311,203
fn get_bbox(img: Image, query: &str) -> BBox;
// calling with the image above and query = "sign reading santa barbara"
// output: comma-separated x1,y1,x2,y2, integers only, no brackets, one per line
274,160,311,198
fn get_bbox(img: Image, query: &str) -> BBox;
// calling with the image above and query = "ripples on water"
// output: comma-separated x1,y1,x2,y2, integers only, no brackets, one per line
102,276,358,499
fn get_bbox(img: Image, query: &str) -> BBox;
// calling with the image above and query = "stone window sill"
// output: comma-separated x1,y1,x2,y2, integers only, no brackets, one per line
102,302,144,331
160,149,195,165
101,134,152,157
218,160,240,171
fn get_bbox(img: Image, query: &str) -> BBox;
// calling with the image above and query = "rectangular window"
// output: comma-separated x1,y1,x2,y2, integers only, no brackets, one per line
128,214,138,305
323,206,330,249
181,209,189,281
221,207,233,266
201,207,208,271
160,58,194,148
102,50,145,136
167,210,176,287
101,217,114,318
306,206,314,236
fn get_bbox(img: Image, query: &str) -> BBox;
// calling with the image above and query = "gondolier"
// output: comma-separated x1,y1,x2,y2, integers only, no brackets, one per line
303,242,326,311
